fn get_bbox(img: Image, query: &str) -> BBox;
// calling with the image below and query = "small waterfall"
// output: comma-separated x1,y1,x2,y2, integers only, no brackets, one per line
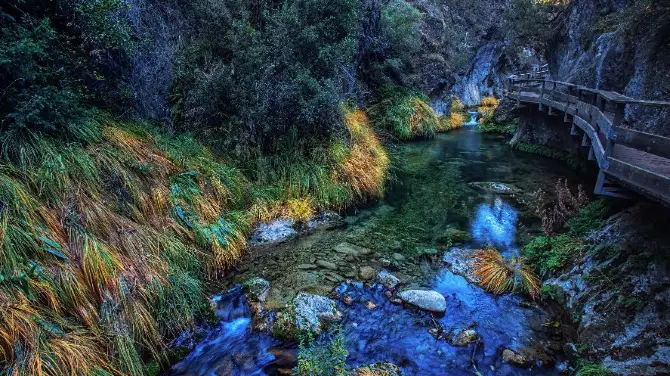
594,32,616,90
464,111,479,126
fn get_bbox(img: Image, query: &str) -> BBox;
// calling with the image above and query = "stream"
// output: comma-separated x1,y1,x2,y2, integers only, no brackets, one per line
170,127,584,375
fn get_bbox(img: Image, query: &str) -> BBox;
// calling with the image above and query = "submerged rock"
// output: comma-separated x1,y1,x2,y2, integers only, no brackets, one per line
436,228,472,244
442,248,479,284
449,328,479,347
398,290,446,313
293,292,342,334
350,362,401,376
359,266,376,281
376,270,401,289
502,348,531,368
316,260,338,270
333,242,372,256
392,253,406,262
469,181,520,195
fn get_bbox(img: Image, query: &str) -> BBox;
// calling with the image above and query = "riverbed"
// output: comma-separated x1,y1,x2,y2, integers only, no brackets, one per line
170,127,584,375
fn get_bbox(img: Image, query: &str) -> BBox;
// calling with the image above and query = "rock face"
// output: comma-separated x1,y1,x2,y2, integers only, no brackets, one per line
398,290,446,313
547,0,670,135
293,293,342,334
545,204,670,375
406,0,541,108
510,107,584,155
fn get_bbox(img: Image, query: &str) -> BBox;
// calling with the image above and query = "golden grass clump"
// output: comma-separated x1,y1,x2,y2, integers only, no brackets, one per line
480,96,500,108
340,109,390,201
409,99,440,138
478,96,500,125
471,249,540,299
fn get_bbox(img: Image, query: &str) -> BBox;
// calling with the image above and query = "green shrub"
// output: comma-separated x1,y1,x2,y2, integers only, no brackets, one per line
295,330,348,376
575,362,614,376
524,234,586,276
370,86,439,139
566,198,617,236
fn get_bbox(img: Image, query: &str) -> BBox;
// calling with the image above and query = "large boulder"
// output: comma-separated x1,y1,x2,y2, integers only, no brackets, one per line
398,290,446,313
293,293,342,334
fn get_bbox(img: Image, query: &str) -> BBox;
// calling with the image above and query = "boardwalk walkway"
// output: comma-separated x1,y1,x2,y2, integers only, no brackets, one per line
507,73,670,204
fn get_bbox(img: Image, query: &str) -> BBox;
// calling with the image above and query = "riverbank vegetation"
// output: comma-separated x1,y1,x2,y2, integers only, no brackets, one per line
0,0,431,374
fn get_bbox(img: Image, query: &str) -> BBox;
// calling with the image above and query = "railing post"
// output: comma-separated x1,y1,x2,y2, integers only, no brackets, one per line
539,81,546,111
604,102,625,170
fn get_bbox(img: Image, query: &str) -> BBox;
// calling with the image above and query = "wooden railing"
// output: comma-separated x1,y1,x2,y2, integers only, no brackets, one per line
507,75,670,204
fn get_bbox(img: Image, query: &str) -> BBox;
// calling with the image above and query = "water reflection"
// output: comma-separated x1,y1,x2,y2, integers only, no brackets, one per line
471,198,518,250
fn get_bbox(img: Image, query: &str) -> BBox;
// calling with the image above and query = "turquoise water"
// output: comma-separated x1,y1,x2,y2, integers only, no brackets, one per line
170,128,583,375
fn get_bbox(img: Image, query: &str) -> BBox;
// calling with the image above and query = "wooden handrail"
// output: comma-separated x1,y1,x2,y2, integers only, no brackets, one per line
509,78,670,107
508,73,670,204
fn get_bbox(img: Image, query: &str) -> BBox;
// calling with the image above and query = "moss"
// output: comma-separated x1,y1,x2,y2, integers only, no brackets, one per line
511,141,586,171
479,121,517,135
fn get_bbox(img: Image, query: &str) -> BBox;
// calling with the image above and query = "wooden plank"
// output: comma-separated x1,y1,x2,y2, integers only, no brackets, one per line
615,128,670,160
607,158,670,203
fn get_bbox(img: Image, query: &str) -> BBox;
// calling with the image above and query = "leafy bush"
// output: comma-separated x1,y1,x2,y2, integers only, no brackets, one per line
0,1,131,165
566,198,617,236
524,234,586,276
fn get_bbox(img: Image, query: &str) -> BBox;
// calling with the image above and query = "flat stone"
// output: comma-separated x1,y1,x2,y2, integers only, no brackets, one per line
316,260,338,270
398,290,446,313
359,266,376,280
297,264,318,270
333,242,372,256
392,253,406,262
376,270,401,289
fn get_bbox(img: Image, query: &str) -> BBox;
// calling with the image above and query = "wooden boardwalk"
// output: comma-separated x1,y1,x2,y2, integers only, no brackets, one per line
507,73,670,204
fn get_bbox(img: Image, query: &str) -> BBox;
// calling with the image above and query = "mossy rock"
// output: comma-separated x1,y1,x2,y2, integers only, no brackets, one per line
436,228,472,244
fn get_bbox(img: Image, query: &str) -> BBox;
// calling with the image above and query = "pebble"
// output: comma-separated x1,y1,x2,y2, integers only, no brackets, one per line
316,260,338,270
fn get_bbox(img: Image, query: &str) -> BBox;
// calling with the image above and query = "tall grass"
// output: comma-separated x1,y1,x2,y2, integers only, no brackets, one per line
0,106,392,374
370,86,439,140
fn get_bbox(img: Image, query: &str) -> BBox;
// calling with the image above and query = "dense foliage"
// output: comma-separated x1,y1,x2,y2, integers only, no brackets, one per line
171,0,423,158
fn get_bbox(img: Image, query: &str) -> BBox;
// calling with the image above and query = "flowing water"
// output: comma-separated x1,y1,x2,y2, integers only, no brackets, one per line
170,128,584,376
465,111,479,126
